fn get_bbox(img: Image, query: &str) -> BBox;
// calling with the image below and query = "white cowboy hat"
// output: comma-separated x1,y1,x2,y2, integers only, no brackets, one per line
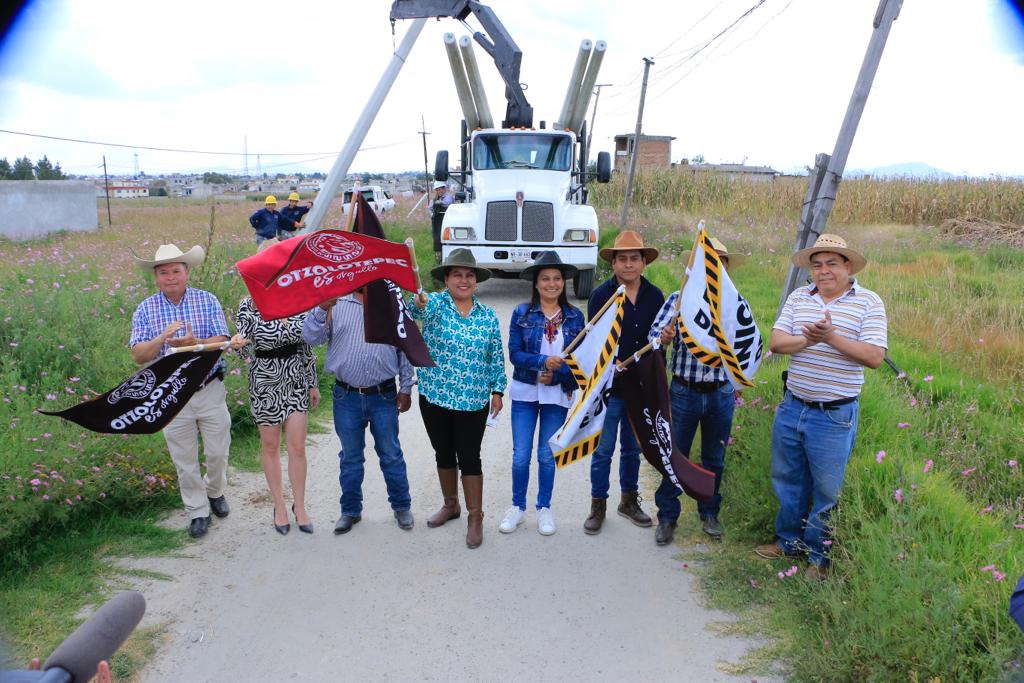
791,233,867,274
132,244,206,269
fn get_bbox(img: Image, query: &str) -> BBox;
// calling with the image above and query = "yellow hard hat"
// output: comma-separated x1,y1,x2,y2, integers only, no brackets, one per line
265,195,277,204
287,192,300,201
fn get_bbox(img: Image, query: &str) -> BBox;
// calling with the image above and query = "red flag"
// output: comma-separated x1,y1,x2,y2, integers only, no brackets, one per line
350,193,436,367
620,351,716,502
237,228,417,320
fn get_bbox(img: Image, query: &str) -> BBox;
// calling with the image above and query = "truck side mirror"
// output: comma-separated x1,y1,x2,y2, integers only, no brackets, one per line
434,151,449,182
596,152,611,183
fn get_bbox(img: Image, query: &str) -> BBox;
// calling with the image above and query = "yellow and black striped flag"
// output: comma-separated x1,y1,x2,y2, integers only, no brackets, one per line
549,286,625,468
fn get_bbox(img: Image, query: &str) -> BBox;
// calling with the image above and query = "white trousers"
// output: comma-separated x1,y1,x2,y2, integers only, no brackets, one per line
162,379,231,519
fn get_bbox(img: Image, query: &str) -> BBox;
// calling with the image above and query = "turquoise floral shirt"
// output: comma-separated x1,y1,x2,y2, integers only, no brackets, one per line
408,290,507,411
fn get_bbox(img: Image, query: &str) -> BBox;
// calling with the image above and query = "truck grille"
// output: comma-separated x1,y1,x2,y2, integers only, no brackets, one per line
485,201,517,241
522,202,554,242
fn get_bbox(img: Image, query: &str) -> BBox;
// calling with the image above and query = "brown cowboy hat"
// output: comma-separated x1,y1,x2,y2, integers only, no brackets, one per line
682,235,746,270
598,230,659,264
430,247,492,283
131,243,206,270
792,233,867,274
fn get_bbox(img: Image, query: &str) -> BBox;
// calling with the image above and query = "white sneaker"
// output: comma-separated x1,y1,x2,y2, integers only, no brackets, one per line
537,507,557,536
499,506,525,533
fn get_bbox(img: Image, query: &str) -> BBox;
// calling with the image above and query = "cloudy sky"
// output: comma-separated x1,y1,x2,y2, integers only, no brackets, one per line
1,0,1022,178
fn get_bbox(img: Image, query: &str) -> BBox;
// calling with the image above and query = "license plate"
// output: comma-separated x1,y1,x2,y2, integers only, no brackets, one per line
510,248,531,262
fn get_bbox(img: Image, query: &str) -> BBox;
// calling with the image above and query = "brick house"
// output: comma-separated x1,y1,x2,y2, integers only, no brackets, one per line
613,134,675,172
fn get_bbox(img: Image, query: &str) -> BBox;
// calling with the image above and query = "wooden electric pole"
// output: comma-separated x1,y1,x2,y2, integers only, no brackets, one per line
419,114,431,188
778,0,904,314
102,155,112,228
620,58,653,231
586,83,612,162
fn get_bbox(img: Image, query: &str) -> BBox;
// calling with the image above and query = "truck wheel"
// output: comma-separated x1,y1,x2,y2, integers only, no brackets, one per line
573,268,594,300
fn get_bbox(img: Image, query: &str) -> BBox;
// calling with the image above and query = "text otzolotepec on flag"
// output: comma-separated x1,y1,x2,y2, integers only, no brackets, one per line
39,351,223,434
236,229,418,321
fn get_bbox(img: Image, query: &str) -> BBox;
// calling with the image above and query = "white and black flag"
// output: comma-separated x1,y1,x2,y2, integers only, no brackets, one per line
39,351,223,434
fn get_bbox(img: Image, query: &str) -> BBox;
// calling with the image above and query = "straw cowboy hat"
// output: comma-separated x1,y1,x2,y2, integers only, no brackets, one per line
682,235,746,269
132,244,206,269
791,233,867,274
598,230,659,264
431,247,492,283
520,250,578,281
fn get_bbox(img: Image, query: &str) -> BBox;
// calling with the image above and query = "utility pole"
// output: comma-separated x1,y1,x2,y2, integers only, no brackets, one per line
620,58,653,230
243,135,248,177
586,83,612,160
102,155,112,227
133,153,139,178
778,0,903,313
419,114,431,187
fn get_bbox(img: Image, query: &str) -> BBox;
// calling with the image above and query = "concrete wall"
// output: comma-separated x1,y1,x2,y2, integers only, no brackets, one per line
0,181,98,240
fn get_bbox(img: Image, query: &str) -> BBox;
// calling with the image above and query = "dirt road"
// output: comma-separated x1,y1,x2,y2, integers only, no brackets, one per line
130,277,774,682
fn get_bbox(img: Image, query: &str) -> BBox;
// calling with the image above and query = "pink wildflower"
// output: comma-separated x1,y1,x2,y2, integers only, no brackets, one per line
876,450,886,464
924,460,933,473
909,397,917,407
1008,460,1018,468
981,564,995,572
897,422,911,429
923,375,934,382
961,467,976,476
994,571,1006,581
41,494,49,501
980,505,993,514
894,489,903,503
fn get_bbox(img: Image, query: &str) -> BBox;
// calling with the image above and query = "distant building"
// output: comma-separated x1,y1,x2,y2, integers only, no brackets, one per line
99,182,149,199
613,134,676,171
677,160,780,183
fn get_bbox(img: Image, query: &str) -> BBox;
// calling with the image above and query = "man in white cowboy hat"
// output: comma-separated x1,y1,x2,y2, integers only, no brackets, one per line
756,233,887,580
129,244,233,539
583,230,665,535
650,235,745,545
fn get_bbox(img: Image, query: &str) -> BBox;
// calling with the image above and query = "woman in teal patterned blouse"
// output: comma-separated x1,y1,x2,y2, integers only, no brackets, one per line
410,248,507,549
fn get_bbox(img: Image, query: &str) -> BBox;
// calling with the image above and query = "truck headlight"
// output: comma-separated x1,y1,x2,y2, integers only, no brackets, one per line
563,229,596,243
443,227,476,240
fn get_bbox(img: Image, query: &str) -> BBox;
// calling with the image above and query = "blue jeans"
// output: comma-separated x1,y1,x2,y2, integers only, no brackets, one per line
510,400,567,510
656,381,736,523
589,393,641,499
332,384,411,516
770,392,859,568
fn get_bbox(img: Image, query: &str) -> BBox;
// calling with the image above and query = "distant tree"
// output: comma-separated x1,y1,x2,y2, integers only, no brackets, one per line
150,187,168,197
202,171,232,185
11,156,35,179
0,158,10,179
35,156,66,179
691,153,706,164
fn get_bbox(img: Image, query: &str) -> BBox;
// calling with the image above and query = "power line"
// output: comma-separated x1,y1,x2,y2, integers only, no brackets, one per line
0,128,413,156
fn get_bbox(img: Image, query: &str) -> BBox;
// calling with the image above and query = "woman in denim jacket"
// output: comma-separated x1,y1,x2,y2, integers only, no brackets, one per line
500,252,585,536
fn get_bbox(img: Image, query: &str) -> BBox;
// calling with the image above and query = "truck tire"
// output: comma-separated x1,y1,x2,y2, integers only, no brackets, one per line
573,268,594,301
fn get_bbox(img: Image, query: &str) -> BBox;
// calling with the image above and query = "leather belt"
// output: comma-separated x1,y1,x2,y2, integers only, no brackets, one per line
786,390,857,410
672,376,729,393
336,378,396,396
254,343,301,359
199,367,225,390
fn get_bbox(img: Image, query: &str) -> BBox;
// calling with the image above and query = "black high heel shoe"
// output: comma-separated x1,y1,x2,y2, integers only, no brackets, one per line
273,509,290,535
292,504,314,534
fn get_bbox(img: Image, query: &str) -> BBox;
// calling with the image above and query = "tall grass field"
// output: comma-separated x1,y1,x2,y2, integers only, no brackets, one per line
1,173,1022,680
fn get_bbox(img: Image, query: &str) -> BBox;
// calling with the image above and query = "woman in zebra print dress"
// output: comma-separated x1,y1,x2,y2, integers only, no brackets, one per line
235,294,319,535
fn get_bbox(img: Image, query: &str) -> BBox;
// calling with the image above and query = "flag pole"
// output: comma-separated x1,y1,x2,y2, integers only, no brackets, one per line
404,238,424,294
343,183,360,231
616,222,703,372
164,341,231,355
561,284,625,358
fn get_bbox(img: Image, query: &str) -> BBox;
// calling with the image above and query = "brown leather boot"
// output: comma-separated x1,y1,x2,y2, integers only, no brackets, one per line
583,497,606,535
427,468,461,528
462,474,484,549
617,490,653,527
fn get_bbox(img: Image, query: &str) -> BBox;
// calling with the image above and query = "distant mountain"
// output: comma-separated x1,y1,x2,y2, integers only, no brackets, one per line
847,162,955,179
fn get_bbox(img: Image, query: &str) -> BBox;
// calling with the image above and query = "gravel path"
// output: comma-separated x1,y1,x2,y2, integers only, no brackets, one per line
128,277,775,682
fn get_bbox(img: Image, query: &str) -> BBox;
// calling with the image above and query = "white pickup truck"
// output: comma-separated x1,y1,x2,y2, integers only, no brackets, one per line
435,127,610,299
341,185,396,215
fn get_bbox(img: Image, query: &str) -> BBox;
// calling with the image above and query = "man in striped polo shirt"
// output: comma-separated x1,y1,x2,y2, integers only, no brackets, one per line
756,234,887,580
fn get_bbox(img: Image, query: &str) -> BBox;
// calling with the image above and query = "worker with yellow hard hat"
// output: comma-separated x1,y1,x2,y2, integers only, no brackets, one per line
279,191,312,240
249,194,302,245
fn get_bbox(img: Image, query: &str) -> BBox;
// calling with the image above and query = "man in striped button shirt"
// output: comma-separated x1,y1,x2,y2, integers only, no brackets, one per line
649,236,743,545
756,234,887,580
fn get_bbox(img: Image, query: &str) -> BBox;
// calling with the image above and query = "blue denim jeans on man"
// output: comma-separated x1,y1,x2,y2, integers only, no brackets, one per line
510,400,568,510
770,392,859,568
590,393,641,498
332,384,411,516
656,381,736,523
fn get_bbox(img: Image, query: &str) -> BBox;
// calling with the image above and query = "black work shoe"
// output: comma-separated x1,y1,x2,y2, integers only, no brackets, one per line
701,515,724,539
208,495,230,518
333,514,361,535
394,510,414,530
188,516,211,538
655,521,677,546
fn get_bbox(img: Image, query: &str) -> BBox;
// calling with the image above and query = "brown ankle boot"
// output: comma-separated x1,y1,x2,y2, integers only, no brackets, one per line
617,490,653,527
427,468,461,528
462,474,483,549
583,497,606,535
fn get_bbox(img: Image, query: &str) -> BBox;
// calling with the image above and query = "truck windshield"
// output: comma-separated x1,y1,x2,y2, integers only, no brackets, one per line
473,134,572,171
343,189,376,203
